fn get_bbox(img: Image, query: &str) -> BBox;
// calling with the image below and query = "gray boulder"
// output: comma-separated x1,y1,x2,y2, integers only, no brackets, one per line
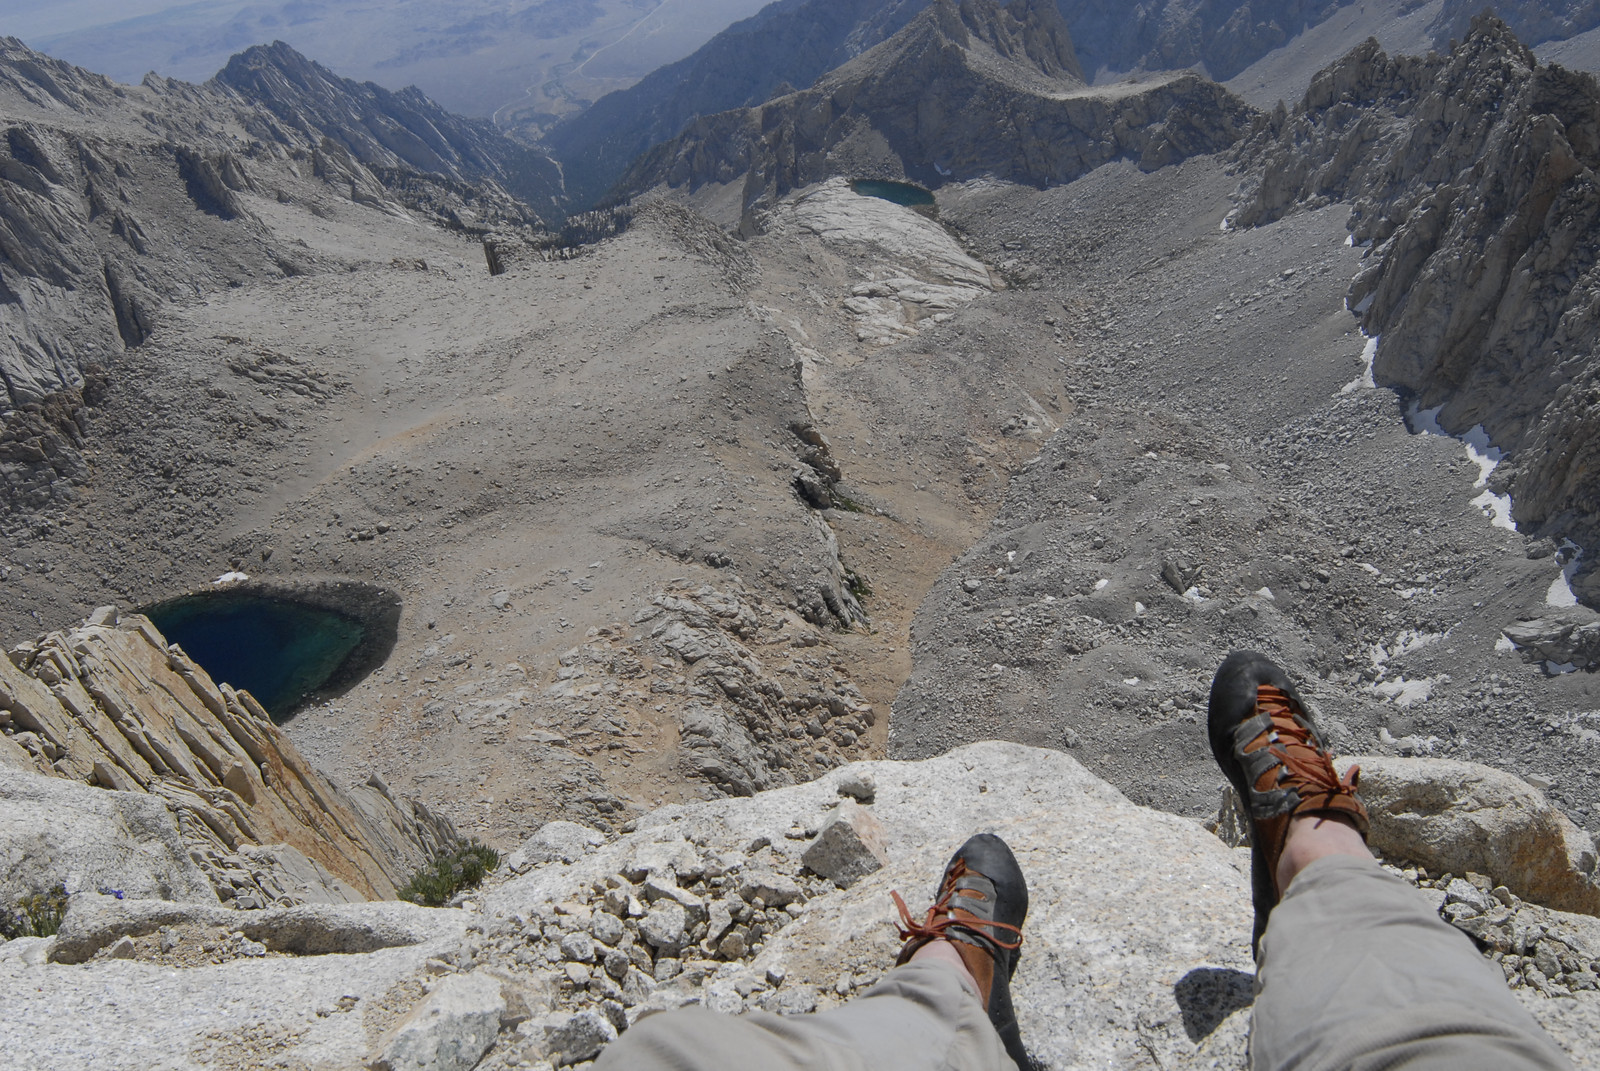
506,821,608,873
1340,756,1600,916
0,765,215,907
49,893,461,964
370,969,507,1071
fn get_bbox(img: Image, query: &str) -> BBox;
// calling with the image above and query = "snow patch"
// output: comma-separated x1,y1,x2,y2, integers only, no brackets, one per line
1472,490,1517,531
1094,578,1109,591
1547,547,1582,607
1407,403,1518,531
1182,586,1206,604
1495,634,1517,654
1340,334,1378,394
1461,425,1505,488
1370,675,1440,707
1547,573,1579,608
213,572,249,584
1370,629,1444,665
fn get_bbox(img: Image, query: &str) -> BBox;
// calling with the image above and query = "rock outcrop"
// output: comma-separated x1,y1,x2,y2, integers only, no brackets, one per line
618,0,1256,212
5,743,1598,1069
1338,756,1600,916
1,611,457,906
1229,19,1600,600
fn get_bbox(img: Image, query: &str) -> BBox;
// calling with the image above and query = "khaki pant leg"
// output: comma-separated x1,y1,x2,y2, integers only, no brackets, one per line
592,960,1018,1071
1250,855,1573,1071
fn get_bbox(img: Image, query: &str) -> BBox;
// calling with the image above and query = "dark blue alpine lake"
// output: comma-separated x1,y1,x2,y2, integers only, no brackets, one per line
144,592,365,719
850,179,936,208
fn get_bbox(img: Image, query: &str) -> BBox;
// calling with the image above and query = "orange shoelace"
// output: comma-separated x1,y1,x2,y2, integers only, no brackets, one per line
1256,685,1362,801
891,858,1022,950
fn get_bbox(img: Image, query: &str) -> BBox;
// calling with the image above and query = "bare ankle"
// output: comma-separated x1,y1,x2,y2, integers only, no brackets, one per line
909,938,985,1002
1276,811,1373,892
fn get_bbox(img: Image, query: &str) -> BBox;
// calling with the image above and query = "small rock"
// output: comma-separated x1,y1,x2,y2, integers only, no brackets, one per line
1444,878,1493,916
802,800,889,888
833,769,876,802
542,1010,617,1066
563,963,591,988
705,900,735,946
591,912,624,947
108,936,136,960
1534,941,1564,979
717,931,748,959
962,579,983,593
639,901,688,953
603,948,630,981
621,967,657,1007
737,870,803,908
372,970,506,1071
559,932,595,964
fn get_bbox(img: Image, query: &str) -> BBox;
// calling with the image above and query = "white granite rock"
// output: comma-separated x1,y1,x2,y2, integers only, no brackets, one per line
372,969,506,1071
0,765,216,906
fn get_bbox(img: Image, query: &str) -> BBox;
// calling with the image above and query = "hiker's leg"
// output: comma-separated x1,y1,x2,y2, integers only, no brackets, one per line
1250,816,1573,1071
592,957,1017,1071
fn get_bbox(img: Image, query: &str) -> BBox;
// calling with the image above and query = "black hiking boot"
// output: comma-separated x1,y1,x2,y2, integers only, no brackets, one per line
1208,650,1369,955
892,833,1032,1070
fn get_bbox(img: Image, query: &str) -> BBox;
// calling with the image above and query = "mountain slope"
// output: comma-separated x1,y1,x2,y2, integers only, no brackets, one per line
213,42,565,220
543,0,932,211
616,0,1252,209
1232,16,1600,599
0,38,549,521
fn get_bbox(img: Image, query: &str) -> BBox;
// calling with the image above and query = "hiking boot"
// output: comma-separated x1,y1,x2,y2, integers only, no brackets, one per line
892,833,1031,1070
1208,651,1369,954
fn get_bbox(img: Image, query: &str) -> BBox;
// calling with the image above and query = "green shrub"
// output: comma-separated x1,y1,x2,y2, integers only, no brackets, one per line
1,884,69,938
397,841,500,907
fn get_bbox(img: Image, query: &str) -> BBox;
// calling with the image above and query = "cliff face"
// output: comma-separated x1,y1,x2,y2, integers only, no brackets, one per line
618,0,1255,210
549,0,1358,212
4,744,1597,1068
1230,17,1600,600
0,610,456,905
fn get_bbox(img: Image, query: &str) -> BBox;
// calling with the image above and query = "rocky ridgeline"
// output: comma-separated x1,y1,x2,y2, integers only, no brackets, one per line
0,37,544,520
1429,0,1600,52
1229,17,1600,600
618,0,1255,214
0,610,456,907
5,742,1598,1069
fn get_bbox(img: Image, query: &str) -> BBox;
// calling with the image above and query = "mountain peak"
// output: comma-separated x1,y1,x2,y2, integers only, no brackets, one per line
938,0,1085,82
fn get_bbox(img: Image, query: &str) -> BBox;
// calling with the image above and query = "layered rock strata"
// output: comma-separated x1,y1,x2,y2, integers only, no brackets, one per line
0,610,457,906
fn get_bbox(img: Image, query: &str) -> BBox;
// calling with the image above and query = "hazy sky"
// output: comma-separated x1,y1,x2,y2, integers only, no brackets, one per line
9,0,773,122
